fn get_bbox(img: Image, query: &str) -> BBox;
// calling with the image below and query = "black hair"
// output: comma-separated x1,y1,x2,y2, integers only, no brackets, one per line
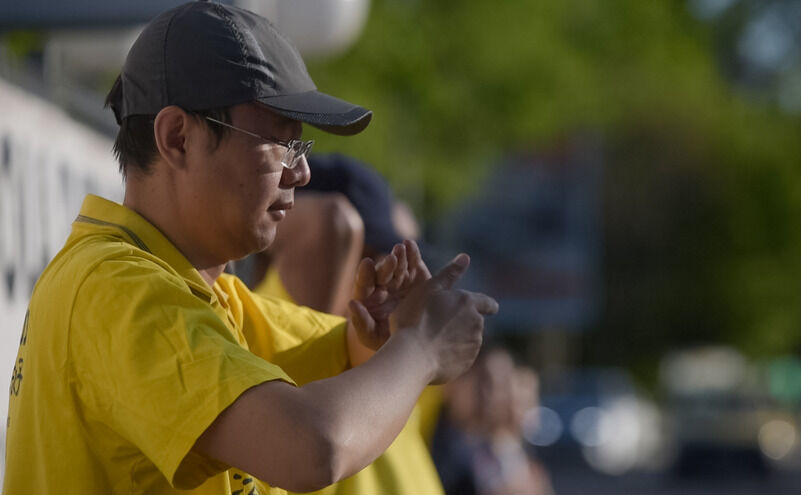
104,76,232,178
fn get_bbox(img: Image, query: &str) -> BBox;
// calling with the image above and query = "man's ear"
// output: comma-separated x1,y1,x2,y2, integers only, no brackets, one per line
153,106,191,170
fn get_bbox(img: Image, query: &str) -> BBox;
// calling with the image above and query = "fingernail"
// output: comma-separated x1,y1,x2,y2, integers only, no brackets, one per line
454,254,469,267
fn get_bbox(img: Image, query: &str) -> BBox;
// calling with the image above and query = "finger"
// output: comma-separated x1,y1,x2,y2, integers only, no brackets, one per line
370,287,389,306
428,253,470,291
349,299,375,335
375,253,398,287
354,258,376,300
465,291,499,315
389,244,408,290
405,240,431,280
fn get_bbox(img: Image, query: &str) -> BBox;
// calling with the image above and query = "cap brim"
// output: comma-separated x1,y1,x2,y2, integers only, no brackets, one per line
259,90,372,136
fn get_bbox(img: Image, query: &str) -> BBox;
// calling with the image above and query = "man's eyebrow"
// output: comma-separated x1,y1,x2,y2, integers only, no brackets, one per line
255,105,302,139
283,119,303,140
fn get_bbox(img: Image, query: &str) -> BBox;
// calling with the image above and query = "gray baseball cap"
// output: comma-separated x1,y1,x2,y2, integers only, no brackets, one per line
107,0,372,135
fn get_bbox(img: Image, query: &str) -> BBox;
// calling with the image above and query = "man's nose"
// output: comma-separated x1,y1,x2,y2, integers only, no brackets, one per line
280,155,311,188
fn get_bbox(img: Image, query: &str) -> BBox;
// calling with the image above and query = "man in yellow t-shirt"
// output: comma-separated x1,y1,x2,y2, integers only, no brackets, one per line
3,3,498,494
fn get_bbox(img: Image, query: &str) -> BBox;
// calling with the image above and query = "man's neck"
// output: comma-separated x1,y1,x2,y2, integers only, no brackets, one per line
123,180,226,289
198,266,226,288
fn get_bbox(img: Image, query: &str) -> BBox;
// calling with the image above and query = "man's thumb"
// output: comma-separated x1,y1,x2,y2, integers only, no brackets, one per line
429,253,470,290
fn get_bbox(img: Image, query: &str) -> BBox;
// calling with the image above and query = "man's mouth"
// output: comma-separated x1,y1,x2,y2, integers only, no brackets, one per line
268,200,293,220
268,201,293,212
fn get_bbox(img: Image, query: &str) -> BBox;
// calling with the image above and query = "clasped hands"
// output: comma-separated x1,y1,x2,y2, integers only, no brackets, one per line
348,240,498,382
349,240,431,350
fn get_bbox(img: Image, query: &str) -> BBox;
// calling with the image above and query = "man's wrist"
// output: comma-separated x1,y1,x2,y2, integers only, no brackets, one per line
385,326,437,385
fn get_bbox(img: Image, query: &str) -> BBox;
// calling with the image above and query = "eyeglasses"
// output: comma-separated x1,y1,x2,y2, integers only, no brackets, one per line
203,116,313,169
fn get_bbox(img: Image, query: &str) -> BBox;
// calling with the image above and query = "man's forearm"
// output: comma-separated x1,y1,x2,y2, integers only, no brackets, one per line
298,328,434,481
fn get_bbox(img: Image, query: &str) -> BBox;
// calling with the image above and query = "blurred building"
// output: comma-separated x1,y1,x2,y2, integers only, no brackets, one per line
433,136,602,369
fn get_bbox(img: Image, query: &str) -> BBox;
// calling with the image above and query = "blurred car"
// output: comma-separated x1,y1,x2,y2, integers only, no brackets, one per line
660,346,798,477
523,367,663,475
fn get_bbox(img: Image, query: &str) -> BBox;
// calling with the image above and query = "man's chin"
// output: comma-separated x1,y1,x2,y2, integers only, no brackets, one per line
225,227,276,262
252,226,277,253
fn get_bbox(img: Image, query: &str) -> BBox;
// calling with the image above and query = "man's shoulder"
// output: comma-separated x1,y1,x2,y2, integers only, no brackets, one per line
24,232,190,359
33,232,182,312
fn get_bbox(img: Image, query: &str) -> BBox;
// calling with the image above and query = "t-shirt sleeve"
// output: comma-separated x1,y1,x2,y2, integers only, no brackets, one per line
68,257,295,489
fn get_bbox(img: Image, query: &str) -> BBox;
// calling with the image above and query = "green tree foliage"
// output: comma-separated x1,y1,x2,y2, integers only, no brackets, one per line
305,0,801,371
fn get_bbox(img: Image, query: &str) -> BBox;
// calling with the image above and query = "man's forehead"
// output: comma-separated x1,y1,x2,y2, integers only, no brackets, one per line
246,102,302,135
252,102,296,124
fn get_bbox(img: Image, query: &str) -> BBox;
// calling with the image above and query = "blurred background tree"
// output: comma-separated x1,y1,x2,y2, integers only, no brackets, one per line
302,0,801,382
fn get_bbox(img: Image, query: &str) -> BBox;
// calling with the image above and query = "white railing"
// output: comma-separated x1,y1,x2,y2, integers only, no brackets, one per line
0,75,122,482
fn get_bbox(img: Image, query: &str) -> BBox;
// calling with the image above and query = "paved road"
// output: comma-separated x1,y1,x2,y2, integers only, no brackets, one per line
547,466,801,495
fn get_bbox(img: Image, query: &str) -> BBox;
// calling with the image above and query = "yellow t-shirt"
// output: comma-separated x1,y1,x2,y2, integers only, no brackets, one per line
416,386,445,448
253,265,293,303
254,269,445,495
4,195,348,495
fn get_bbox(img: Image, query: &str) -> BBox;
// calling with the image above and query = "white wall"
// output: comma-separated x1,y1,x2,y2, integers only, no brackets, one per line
0,76,122,482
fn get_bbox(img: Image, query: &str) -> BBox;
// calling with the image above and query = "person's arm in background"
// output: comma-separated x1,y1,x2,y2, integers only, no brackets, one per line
258,194,424,368
195,254,498,493
259,192,364,316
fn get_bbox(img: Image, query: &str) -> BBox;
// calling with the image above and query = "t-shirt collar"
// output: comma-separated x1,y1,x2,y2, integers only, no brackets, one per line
73,194,216,302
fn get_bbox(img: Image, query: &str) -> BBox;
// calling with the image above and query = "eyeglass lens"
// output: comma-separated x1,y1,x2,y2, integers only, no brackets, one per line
282,140,314,169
